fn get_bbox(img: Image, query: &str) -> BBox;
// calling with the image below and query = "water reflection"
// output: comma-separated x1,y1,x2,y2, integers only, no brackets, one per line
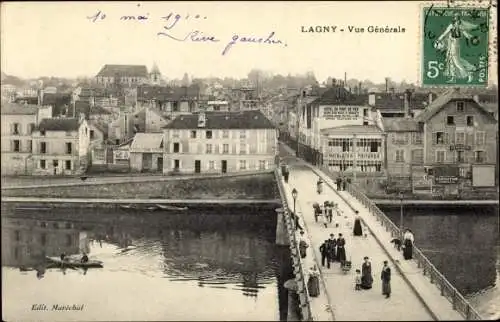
1,208,283,321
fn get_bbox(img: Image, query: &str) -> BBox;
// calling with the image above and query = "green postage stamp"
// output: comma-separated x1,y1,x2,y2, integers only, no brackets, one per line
421,6,490,86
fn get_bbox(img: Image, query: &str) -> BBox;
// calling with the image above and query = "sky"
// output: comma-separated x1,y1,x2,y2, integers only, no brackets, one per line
1,1,497,84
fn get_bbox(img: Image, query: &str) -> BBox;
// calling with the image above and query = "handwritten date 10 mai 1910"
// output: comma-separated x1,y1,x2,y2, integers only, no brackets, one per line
86,10,287,55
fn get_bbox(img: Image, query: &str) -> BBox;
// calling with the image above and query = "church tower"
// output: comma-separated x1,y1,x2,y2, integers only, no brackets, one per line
149,62,162,85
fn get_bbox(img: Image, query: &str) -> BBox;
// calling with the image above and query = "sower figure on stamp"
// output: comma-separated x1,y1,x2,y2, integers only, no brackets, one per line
433,13,480,83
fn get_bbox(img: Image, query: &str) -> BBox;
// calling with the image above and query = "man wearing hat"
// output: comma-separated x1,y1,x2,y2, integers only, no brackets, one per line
381,260,391,298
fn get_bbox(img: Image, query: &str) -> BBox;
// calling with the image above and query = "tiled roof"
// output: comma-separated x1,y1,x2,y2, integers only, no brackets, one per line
1,103,38,115
162,110,275,130
313,87,367,106
41,93,71,116
137,85,200,101
368,92,436,110
130,133,164,151
96,64,148,78
415,89,494,122
37,118,81,132
382,118,422,132
320,124,382,134
72,101,91,118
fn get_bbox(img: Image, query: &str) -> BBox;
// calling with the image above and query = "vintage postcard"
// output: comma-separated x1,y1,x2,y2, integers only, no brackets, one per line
1,1,498,322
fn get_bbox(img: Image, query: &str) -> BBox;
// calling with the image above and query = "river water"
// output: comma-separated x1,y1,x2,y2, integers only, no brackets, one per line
382,205,499,320
1,207,294,321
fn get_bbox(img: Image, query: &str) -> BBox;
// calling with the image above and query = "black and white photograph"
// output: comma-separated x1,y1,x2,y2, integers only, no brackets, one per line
1,1,498,321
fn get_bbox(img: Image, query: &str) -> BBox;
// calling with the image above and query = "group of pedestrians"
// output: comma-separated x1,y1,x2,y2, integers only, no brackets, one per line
319,233,347,268
354,256,392,298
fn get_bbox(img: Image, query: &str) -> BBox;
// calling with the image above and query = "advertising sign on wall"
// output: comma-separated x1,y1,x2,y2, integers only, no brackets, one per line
433,165,459,184
472,165,495,187
322,106,360,120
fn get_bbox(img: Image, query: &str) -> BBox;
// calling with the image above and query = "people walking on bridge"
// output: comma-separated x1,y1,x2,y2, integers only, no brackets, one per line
381,260,391,298
335,176,342,190
298,230,309,259
361,256,373,290
326,234,337,266
282,163,290,183
307,265,320,297
320,240,330,268
325,201,333,223
290,211,303,231
354,269,362,290
336,233,346,264
317,178,324,194
402,229,415,260
353,211,363,236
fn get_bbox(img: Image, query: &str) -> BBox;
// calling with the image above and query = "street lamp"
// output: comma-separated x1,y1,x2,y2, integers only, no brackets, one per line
292,188,298,217
399,191,404,235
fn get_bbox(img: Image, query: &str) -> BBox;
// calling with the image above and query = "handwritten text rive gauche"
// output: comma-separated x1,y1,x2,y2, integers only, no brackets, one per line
86,10,287,56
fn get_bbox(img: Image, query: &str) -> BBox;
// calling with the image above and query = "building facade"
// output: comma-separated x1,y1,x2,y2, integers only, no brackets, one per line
129,133,164,172
1,104,52,175
95,64,149,87
31,117,91,175
162,110,278,174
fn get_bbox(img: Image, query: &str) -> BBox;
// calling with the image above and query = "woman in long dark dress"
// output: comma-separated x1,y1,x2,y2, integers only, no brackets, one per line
402,229,415,260
307,265,320,297
361,256,373,289
336,233,346,264
353,211,363,236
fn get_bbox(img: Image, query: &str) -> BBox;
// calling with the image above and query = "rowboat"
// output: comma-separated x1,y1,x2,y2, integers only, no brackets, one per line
46,256,103,268
120,204,136,210
155,204,188,211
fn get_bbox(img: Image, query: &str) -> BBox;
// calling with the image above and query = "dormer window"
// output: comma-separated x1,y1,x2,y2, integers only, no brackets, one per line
456,101,465,113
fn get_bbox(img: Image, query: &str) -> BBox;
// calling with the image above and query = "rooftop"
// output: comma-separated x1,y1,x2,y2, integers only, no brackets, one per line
130,133,164,151
137,85,200,101
162,110,275,130
320,124,382,134
313,87,367,106
1,103,38,115
37,118,81,132
96,64,148,78
382,117,422,132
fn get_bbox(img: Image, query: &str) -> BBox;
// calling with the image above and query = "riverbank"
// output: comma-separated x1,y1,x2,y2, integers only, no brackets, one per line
1,172,278,200
373,199,499,206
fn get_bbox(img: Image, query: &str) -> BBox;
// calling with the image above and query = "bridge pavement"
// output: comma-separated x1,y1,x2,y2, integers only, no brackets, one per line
280,164,459,321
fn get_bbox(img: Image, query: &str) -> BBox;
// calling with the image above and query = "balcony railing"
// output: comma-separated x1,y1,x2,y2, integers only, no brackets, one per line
325,152,382,160
342,181,482,321
274,169,313,321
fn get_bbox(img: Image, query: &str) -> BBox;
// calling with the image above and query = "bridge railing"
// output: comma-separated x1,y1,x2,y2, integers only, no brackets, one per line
343,181,482,321
275,169,313,321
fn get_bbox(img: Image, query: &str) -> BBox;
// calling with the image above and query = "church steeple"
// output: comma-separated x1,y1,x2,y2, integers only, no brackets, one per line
150,62,161,85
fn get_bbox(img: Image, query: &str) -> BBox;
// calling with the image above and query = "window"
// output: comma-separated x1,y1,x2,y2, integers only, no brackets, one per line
222,130,229,138
363,108,368,117
206,144,212,154
173,143,180,153
392,133,408,145
239,144,246,154
172,130,180,138
411,149,424,164
66,234,72,246
446,116,455,125
395,150,405,162
209,161,215,170
65,160,72,170
259,160,266,170
239,160,247,170
40,130,46,136
66,142,72,154
29,123,35,134
474,151,486,163
363,121,369,126
40,160,46,169
411,132,423,145
174,159,180,169
240,130,246,139
12,140,20,152
65,131,72,137
456,101,465,112
172,101,179,112
40,142,47,154
12,123,20,135
475,132,485,145
455,132,465,145
435,150,446,163
90,130,95,139
466,116,474,126
40,233,47,246
222,144,229,154
190,130,197,138
434,132,447,145
456,151,465,163
206,130,213,139
28,140,32,152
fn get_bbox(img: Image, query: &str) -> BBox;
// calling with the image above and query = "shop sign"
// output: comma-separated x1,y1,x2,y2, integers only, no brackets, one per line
322,106,360,121
449,144,471,151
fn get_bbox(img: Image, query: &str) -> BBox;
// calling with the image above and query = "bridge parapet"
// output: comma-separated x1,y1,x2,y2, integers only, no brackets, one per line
327,170,483,321
275,169,313,321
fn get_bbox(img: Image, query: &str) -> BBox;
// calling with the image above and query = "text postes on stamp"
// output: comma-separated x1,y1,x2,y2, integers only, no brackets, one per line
421,6,490,87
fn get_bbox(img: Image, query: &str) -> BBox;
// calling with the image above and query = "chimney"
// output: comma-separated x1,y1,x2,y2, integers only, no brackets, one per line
385,78,389,93
38,89,44,106
368,92,376,106
428,92,434,104
403,90,410,118
198,111,206,128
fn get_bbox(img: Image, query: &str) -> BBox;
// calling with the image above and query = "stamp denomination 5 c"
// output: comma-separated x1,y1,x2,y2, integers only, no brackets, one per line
421,6,490,86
